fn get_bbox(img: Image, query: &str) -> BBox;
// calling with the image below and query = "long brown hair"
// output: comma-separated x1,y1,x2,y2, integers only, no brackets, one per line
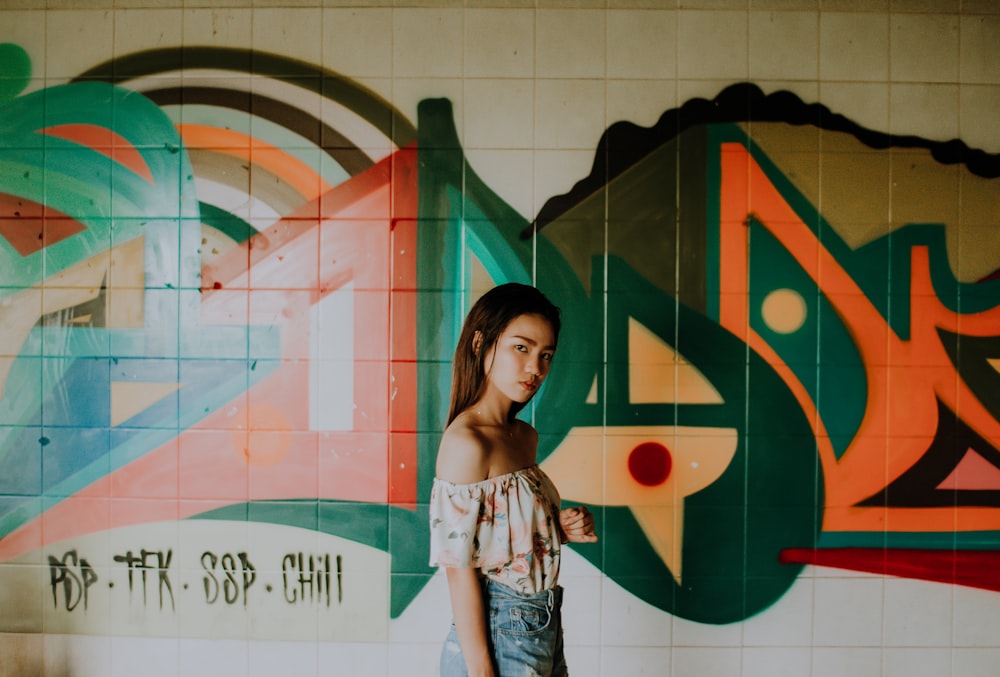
446,283,561,426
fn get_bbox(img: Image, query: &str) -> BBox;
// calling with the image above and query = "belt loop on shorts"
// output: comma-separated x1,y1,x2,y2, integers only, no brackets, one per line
547,588,554,610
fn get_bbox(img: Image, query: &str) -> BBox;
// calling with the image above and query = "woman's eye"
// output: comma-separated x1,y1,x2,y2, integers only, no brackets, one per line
541,353,553,362
515,344,527,352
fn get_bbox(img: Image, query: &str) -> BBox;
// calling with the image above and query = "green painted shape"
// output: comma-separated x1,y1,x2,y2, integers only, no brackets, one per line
409,98,600,617
0,44,31,102
194,500,388,549
199,202,256,244
0,79,199,297
598,256,822,624
414,104,822,623
746,216,866,458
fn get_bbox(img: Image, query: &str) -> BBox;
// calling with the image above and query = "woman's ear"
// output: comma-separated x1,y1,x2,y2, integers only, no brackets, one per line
472,331,483,356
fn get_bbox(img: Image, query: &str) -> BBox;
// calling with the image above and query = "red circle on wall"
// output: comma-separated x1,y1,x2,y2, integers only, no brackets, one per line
628,442,672,487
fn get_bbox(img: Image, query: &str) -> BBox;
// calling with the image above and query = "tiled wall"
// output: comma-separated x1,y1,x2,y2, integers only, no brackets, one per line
1,1,999,676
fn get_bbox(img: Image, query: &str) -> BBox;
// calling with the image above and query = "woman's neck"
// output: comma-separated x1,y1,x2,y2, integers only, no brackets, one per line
469,394,512,427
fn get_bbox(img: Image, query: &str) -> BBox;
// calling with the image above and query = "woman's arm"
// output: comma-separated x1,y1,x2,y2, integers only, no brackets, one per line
436,421,495,675
445,567,495,677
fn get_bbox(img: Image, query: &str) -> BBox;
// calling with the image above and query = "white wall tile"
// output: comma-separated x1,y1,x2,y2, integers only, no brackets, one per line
953,648,1000,677
818,81,890,131
561,572,604,647
533,77,607,149
953,584,1000,647
675,77,741,106
812,576,884,646
672,614,743,647
43,634,113,677
749,11,819,81
464,148,536,218
44,10,115,80
672,646,742,677
960,84,1000,153
821,0,889,8
182,8,252,48
600,577,672,647
533,149,601,216
812,647,882,677
319,640,390,677
679,0,748,8
567,644,603,677
607,79,679,127
883,577,953,647
890,13,960,83
392,9,464,78
889,82,959,141
601,646,672,676
388,573,451,644
752,0,819,8
536,9,607,79
251,8,322,71
890,0,960,12
463,78,535,149
742,646,812,677
387,641,439,677
464,8,535,78
607,9,678,80
677,9,749,80
819,12,890,82
179,638,249,676
960,15,1000,84
248,640,318,677
322,8,393,78
884,647,954,677
743,576,814,646
114,9,183,60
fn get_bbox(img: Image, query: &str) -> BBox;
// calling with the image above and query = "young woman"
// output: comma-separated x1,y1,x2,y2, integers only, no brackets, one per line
429,283,597,677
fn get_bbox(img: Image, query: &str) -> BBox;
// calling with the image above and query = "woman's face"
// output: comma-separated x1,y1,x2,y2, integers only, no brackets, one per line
482,313,557,404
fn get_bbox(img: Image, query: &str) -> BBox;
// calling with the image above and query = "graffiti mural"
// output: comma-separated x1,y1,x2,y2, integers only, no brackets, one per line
1,41,999,641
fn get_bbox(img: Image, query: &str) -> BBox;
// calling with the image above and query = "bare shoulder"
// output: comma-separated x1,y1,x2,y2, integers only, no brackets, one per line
511,419,540,464
514,419,539,445
435,415,491,484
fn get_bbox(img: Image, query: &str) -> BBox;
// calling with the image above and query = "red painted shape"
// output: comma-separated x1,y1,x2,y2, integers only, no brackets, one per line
388,146,419,504
780,547,1000,593
938,450,1000,491
0,146,422,563
0,194,85,256
39,124,154,183
628,442,672,487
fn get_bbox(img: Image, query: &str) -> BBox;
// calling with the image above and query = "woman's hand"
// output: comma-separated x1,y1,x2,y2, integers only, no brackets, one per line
560,506,598,543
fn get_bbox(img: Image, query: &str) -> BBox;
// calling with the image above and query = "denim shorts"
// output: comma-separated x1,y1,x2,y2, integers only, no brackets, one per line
440,580,567,677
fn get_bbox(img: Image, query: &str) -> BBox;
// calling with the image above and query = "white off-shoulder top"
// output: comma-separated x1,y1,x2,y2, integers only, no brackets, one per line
429,465,562,594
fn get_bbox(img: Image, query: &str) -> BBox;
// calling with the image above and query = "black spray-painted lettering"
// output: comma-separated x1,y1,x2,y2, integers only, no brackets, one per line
48,549,98,612
112,549,175,611
201,551,256,606
281,553,342,607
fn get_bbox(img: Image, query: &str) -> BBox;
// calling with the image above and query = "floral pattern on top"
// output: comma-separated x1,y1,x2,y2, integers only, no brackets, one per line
429,465,562,594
